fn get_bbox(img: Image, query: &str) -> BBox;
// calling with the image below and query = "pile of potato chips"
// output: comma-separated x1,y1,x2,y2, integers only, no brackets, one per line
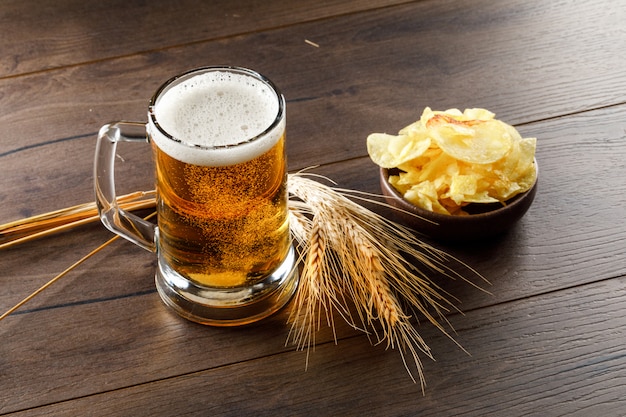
367,107,537,215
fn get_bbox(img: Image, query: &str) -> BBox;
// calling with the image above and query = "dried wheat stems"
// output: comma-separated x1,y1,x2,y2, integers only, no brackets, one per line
0,190,156,250
287,172,485,390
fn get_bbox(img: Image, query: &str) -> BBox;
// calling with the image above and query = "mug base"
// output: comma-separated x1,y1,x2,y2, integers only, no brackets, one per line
155,245,299,326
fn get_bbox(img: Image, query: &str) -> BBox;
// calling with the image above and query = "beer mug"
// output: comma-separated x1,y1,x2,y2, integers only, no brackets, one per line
94,67,299,326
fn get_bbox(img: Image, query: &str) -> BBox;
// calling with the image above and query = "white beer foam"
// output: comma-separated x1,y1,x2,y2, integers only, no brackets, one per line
149,70,283,166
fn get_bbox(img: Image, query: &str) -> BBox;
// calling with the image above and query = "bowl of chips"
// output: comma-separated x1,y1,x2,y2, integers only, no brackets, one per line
368,107,538,242
379,164,537,241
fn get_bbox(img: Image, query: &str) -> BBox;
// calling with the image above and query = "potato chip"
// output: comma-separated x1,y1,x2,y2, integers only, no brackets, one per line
367,107,537,215
366,132,431,168
462,107,496,120
427,116,512,164
404,182,449,214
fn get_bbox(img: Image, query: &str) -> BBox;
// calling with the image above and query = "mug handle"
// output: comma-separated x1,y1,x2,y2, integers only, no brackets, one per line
94,121,156,252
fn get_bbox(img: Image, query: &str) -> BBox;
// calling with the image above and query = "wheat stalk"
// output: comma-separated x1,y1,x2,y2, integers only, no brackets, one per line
286,172,486,390
0,190,156,249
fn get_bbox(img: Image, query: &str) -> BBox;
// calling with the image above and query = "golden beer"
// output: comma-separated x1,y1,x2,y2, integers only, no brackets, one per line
149,68,291,289
152,135,290,288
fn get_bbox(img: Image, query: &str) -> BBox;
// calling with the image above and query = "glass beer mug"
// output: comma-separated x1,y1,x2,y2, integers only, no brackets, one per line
94,67,299,326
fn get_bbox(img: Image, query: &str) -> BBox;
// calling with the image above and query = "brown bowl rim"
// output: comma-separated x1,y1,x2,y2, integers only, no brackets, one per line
378,159,538,241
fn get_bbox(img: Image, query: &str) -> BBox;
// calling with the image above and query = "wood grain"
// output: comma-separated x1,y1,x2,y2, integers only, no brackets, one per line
6,277,626,416
0,0,410,77
2,0,626,165
1,0,626,415
2,103,625,413
3,103,625,315
0,286,362,413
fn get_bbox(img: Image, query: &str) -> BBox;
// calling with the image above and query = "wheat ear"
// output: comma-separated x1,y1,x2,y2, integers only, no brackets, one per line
286,171,486,390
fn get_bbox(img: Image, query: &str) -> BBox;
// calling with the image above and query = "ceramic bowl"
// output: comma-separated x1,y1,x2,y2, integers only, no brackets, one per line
379,160,538,242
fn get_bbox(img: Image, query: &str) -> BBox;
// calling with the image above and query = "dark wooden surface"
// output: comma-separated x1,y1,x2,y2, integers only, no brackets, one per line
2,0,626,415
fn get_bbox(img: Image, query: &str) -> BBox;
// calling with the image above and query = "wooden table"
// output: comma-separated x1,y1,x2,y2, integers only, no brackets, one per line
2,0,626,415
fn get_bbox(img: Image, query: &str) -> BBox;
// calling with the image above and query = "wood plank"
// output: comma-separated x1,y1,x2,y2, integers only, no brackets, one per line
0,225,156,315
0,0,409,77
0,133,155,223
7,275,626,416
1,0,625,164
2,104,626,412
3,103,625,314
2,1,626,413
0,288,360,413
1,105,625,400
4,0,620,314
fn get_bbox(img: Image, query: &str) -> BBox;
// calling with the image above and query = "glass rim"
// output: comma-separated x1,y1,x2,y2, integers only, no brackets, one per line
148,66,285,151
